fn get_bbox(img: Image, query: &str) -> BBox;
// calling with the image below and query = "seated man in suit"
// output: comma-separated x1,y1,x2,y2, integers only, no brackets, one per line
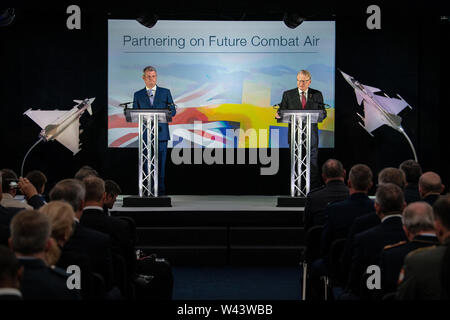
49,179,115,294
399,160,422,204
342,183,407,299
277,69,327,189
303,159,349,231
378,201,438,298
25,170,47,204
418,171,444,206
104,180,121,216
340,167,408,279
308,164,374,299
133,66,177,196
397,195,450,299
9,210,81,300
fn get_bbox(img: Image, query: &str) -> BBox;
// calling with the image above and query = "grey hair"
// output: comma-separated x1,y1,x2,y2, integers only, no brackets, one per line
375,183,405,213
297,70,311,79
10,210,51,255
143,66,157,74
49,179,86,212
402,201,435,234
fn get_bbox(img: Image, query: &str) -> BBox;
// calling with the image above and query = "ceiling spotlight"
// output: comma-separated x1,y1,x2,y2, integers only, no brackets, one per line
0,8,15,27
136,13,159,28
283,13,305,29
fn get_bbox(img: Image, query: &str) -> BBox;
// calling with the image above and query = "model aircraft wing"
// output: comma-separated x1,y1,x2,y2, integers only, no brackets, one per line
362,100,387,133
55,120,80,155
372,95,410,115
24,109,68,129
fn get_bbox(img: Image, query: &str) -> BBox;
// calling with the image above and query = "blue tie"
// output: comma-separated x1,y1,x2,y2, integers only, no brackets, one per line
148,90,154,106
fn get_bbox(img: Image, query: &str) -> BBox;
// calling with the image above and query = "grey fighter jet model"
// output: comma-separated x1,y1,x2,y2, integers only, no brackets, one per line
339,70,417,161
24,98,95,155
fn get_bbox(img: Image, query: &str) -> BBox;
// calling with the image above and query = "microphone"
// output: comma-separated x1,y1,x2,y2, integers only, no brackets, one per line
317,102,331,107
118,101,134,107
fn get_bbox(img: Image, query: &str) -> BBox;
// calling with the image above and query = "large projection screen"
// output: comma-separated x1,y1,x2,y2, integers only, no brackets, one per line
108,20,335,149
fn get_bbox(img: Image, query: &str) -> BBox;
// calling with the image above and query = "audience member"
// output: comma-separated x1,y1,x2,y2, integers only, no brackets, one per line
0,245,23,300
104,179,122,216
397,195,450,299
399,160,422,204
25,170,47,204
0,169,32,210
80,176,136,280
308,164,373,299
343,183,407,298
419,171,445,206
9,210,80,299
49,179,115,292
378,201,438,298
303,159,349,231
74,165,99,181
341,167,410,278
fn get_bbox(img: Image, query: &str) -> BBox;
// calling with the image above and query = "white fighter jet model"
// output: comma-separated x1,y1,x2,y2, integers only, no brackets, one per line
339,70,417,161
24,98,95,155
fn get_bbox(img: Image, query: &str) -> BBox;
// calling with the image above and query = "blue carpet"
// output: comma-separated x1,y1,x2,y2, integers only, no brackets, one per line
172,266,302,300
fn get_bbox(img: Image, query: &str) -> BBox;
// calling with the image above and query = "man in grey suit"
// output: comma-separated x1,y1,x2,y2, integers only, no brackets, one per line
277,70,327,189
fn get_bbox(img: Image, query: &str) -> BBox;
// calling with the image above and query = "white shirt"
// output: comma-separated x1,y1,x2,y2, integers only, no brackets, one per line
146,85,157,97
0,288,22,298
0,193,33,210
298,88,309,104
381,214,403,223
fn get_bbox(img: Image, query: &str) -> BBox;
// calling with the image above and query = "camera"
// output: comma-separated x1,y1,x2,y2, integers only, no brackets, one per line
6,179,19,189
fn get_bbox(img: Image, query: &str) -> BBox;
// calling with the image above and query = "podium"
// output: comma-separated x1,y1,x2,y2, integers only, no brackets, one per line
123,108,172,207
277,110,321,207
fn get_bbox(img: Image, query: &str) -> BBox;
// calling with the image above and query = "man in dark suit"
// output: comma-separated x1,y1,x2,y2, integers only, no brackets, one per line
0,173,22,246
49,179,115,293
419,171,444,206
308,164,374,299
340,167,408,280
342,183,408,299
303,159,349,231
397,195,450,299
277,69,327,189
80,176,136,284
9,210,81,300
399,159,422,204
133,66,177,196
378,201,438,298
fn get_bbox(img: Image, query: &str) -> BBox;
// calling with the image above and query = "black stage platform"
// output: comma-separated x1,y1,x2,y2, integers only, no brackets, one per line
110,195,306,266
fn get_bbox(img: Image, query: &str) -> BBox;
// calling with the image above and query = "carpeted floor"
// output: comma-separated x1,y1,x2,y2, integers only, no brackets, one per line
172,266,302,300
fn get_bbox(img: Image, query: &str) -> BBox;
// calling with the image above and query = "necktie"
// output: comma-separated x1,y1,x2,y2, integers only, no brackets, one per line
148,90,154,106
301,91,306,109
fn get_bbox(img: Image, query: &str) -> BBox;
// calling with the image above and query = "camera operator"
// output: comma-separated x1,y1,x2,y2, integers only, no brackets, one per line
0,169,32,210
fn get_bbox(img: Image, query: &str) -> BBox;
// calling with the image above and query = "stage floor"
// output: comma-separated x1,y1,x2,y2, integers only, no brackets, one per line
113,195,303,212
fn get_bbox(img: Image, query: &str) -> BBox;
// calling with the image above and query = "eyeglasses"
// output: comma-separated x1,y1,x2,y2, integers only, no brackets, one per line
298,79,311,83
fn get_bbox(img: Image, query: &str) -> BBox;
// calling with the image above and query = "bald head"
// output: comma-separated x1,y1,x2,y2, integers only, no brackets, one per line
322,159,345,182
419,172,444,198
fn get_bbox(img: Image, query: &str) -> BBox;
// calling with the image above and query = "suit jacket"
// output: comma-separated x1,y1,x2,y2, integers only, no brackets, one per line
396,239,450,300
346,215,407,296
303,180,349,231
80,208,137,277
379,234,439,296
320,193,374,259
18,257,81,300
133,86,177,141
404,183,421,204
340,212,380,280
423,194,440,207
279,87,327,126
63,221,114,290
